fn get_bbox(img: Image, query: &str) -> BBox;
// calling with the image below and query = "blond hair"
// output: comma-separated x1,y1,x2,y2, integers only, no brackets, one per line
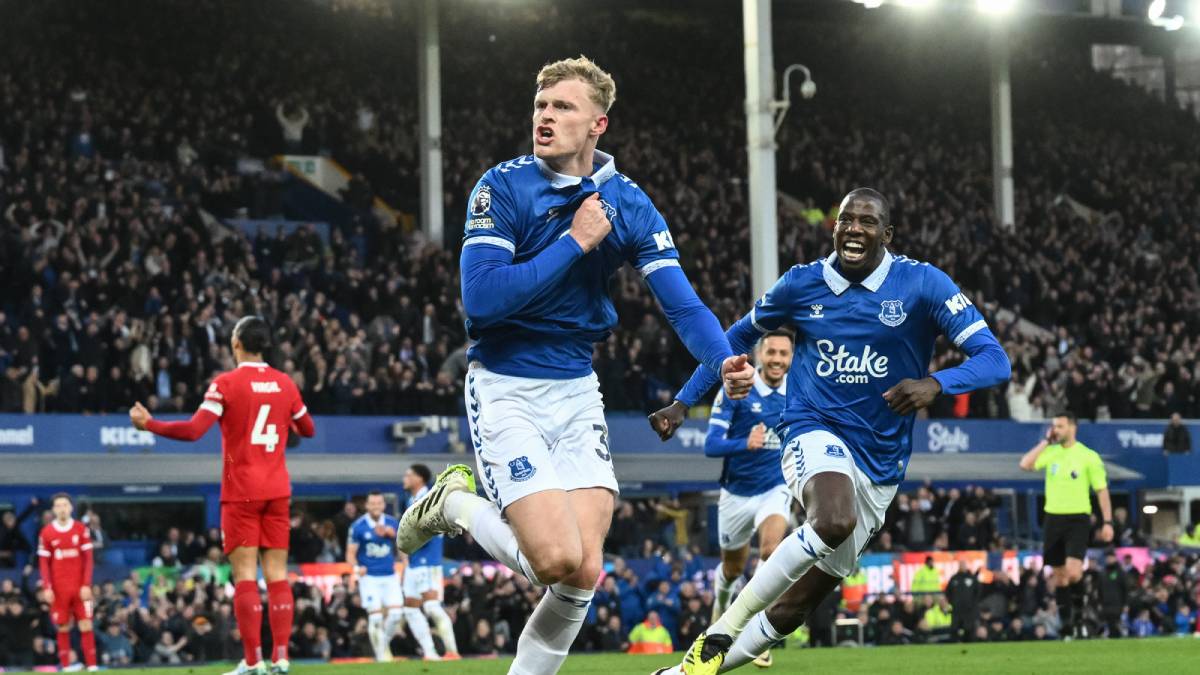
536,56,616,113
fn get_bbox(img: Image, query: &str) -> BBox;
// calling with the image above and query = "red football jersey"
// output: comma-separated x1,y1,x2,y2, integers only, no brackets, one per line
37,520,93,592
202,361,307,502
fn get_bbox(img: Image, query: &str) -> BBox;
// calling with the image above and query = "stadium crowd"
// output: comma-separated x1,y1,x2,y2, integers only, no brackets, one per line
1,1,1198,421
1,489,1199,668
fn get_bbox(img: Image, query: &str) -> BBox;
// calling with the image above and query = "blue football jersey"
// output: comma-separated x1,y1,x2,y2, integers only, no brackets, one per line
404,487,443,567
461,151,681,379
707,373,787,496
747,251,993,485
349,514,400,577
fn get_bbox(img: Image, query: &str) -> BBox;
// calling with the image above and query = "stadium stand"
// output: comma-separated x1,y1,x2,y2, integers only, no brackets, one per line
2,0,1200,669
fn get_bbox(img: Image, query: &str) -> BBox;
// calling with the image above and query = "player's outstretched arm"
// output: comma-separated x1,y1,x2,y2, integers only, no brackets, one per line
130,401,218,441
643,264,736,374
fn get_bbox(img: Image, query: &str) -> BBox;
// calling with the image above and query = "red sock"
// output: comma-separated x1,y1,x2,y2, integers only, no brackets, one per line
57,631,72,668
267,580,294,663
81,629,97,667
234,581,264,666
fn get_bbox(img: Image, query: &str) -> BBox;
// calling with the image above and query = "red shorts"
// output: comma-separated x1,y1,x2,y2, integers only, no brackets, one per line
221,497,291,554
51,588,93,625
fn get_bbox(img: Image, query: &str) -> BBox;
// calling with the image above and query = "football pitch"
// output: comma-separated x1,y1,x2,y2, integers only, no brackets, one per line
126,638,1191,674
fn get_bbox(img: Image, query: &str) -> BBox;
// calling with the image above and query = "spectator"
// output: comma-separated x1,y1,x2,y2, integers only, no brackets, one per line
1163,413,1192,454
947,564,982,642
0,499,37,568
627,610,673,653
98,621,133,666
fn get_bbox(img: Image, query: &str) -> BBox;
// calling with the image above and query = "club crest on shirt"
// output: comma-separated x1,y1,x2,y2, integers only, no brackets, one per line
599,198,617,221
508,456,537,482
878,300,907,327
750,402,763,413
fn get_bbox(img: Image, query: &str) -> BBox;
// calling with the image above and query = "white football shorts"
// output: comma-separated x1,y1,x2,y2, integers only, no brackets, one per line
358,573,404,612
465,362,619,511
779,428,898,578
717,485,794,551
402,564,442,598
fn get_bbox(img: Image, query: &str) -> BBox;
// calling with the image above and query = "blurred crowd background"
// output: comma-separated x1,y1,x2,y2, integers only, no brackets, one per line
2,1,1198,421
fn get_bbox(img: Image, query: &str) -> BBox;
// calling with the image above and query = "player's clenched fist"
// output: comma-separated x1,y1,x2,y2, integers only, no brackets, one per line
721,354,755,399
648,400,688,441
129,401,152,430
569,193,612,253
746,423,767,451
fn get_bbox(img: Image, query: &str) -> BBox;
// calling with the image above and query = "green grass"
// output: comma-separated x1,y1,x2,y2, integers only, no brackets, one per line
118,638,1194,674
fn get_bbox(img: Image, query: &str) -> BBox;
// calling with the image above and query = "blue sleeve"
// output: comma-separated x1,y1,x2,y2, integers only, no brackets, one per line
675,268,799,407
924,266,1012,394
704,390,747,458
460,170,584,327
644,265,732,375
627,190,680,273
931,330,1011,395
460,172,584,327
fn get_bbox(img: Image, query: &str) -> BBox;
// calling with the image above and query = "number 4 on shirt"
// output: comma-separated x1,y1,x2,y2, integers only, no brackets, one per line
252,404,279,452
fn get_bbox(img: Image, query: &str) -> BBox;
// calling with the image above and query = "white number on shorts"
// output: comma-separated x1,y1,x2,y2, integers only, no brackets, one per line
251,404,279,452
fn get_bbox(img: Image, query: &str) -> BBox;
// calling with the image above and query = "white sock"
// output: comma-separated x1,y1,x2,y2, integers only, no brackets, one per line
713,565,736,619
382,609,405,659
709,522,833,640
424,600,459,654
447,492,542,584
722,612,784,671
508,583,593,675
403,607,440,660
368,612,386,660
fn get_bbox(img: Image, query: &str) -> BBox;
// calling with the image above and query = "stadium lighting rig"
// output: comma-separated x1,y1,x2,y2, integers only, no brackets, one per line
772,64,816,133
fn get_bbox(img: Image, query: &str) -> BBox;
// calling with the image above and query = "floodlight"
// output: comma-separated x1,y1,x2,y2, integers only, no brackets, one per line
976,0,1016,15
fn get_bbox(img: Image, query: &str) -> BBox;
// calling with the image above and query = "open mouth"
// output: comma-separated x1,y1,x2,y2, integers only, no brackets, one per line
535,125,554,146
841,240,867,263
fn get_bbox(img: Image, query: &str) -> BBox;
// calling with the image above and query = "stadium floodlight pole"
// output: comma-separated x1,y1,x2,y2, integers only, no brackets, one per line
989,24,1015,230
418,0,444,246
744,0,779,299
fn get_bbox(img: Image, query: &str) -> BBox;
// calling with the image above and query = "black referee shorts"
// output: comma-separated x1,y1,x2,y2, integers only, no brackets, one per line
1043,513,1091,566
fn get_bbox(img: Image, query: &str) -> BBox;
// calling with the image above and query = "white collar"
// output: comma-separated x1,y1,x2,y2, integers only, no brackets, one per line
753,371,786,398
822,250,894,295
363,513,384,529
52,519,75,533
535,150,617,190
238,361,268,369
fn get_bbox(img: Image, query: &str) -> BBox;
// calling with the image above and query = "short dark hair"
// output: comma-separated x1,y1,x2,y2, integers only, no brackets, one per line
843,187,891,225
1053,412,1078,425
411,464,433,486
51,492,72,506
233,315,271,355
366,490,384,499
761,328,796,344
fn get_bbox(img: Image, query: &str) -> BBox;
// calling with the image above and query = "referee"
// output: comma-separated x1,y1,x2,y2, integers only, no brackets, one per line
1019,412,1113,639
